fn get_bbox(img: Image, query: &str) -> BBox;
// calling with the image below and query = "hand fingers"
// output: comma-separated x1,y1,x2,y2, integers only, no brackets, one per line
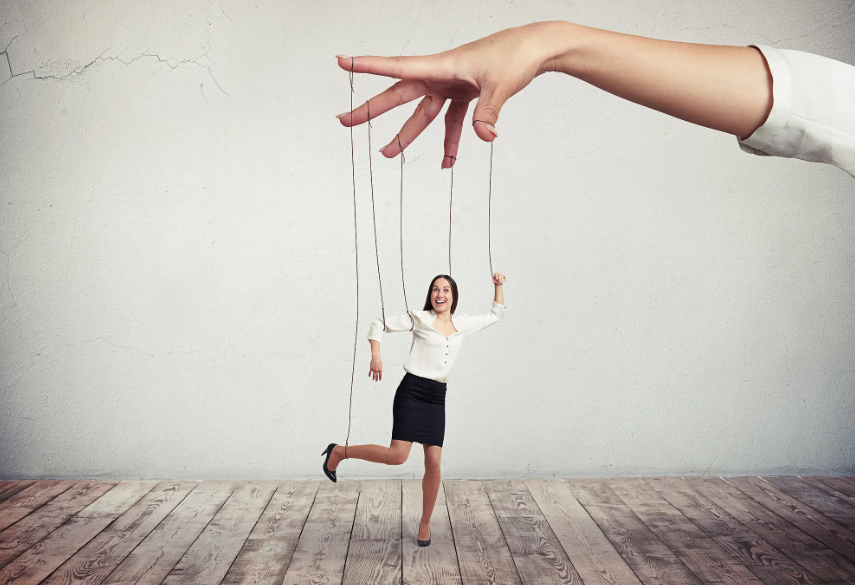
442,100,469,169
337,79,428,127
472,83,509,142
336,54,450,81
380,95,447,157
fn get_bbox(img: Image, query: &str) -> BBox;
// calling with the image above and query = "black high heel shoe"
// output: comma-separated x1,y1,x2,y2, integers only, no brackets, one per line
417,527,431,547
321,443,337,482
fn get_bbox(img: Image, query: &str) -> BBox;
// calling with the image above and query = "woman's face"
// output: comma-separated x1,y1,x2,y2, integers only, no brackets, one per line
431,278,453,314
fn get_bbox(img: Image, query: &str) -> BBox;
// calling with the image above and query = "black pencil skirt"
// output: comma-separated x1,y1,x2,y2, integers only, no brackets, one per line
391,372,447,448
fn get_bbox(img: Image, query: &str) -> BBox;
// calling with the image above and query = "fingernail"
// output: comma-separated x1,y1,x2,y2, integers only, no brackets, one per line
336,54,350,60
336,113,347,119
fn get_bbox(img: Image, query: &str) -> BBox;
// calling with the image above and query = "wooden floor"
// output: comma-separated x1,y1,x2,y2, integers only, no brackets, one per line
1,477,855,584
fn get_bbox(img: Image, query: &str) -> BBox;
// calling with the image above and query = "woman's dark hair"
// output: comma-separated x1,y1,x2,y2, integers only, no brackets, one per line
423,274,459,314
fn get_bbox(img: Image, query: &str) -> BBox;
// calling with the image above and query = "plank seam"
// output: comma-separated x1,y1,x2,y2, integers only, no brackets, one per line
217,482,279,585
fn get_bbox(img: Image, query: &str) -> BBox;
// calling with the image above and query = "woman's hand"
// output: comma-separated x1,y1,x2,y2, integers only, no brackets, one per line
335,23,550,167
337,21,774,163
492,272,507,286
369,355,383,381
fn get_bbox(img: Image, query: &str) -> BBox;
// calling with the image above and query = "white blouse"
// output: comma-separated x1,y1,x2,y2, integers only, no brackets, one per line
738,45,855,178
367,301,506,383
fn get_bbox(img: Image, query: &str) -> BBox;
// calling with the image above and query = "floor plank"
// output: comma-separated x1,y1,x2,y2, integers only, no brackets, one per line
0,482,154,584
526,478,642,585
484,478,583,584
160,480,278,585
280,480,360,585
221,480,320,585
802,477,855,509
0,480,76,533
0,476,851,585
764,477,855,533
608,477,764,585
342,479,402,585
648,477,826,585
0,481,36,506
567,478,704,585
41,481,196,585
402,479,462,585
687,476,855,585
0,481,116,569
444,479,522,585
728,477,855,564
101,480,237,585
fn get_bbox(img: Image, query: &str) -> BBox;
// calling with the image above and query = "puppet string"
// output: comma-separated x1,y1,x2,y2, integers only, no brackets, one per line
345,59,357,460
473,120,495,277
399,135,414,331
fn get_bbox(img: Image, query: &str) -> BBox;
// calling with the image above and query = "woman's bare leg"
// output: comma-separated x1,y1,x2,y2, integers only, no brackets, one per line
420,444,442,540
327,439,411,471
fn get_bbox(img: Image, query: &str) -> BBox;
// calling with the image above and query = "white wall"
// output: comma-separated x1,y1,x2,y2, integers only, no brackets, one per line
1,1,853,480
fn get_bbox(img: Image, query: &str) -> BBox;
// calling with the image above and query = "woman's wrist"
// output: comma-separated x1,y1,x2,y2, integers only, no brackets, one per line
534,21,591,77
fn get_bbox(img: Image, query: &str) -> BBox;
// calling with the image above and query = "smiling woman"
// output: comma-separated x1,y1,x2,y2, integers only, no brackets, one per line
321,271,506,547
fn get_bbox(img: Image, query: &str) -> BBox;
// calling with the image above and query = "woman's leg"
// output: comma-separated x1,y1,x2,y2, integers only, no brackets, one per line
327,439,411,471
420,444,442,540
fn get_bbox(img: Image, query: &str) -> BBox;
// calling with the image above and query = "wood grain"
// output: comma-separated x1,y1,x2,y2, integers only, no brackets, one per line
0,481,154,584
160,480,278,585
567,478,704,585
648,477,826,585
765,477,855,532
0,481,115,569
484,478,583,584
221,480,320,585
280,480,360,585
0,481,36,506
687,476,855,585
101,480,237,585
608,477,763,585
41,481,196,585
343,479,402,585
445,479,522,585
526,478,642,585
401,479,462,585
0,480,76,533
728,477,855,564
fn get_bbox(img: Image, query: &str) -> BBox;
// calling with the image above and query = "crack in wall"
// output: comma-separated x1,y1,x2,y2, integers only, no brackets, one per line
0,21,230,96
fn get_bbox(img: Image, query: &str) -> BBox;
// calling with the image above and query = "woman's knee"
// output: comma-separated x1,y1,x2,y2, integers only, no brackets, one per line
388,450,408,465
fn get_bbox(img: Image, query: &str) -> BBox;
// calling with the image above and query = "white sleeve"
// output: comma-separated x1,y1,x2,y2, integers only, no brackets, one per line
738,45,855,179
366,312,415,343
462,301,506,336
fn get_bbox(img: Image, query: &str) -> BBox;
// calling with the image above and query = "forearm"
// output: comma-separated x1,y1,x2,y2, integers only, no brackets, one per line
534,21,773,138
494,284,504,305
369,339,381,357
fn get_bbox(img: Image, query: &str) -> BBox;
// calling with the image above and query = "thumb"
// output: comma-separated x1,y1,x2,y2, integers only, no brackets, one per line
472,84,507,142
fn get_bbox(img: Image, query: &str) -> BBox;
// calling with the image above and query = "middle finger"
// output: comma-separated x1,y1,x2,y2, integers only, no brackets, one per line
380,95,447,157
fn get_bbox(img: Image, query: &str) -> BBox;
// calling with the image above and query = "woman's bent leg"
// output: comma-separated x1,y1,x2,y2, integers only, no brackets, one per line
420,444,442,539
328,440,411,471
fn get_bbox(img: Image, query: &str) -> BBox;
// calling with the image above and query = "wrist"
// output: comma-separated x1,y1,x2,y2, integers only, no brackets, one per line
535,20,596,78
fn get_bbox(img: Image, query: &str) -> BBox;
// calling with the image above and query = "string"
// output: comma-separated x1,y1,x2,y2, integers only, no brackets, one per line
444,154,456,276
488,141,493,276
366,100,386,331
399,135,414,331
473,120,495,277
345,58,357,460
448,158,454,275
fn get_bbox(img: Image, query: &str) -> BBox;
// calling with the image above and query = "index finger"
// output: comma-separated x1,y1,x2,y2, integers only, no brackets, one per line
336,54,450,81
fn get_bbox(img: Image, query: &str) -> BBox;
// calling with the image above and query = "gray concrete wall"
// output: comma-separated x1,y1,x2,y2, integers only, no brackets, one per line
1,1,854,480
